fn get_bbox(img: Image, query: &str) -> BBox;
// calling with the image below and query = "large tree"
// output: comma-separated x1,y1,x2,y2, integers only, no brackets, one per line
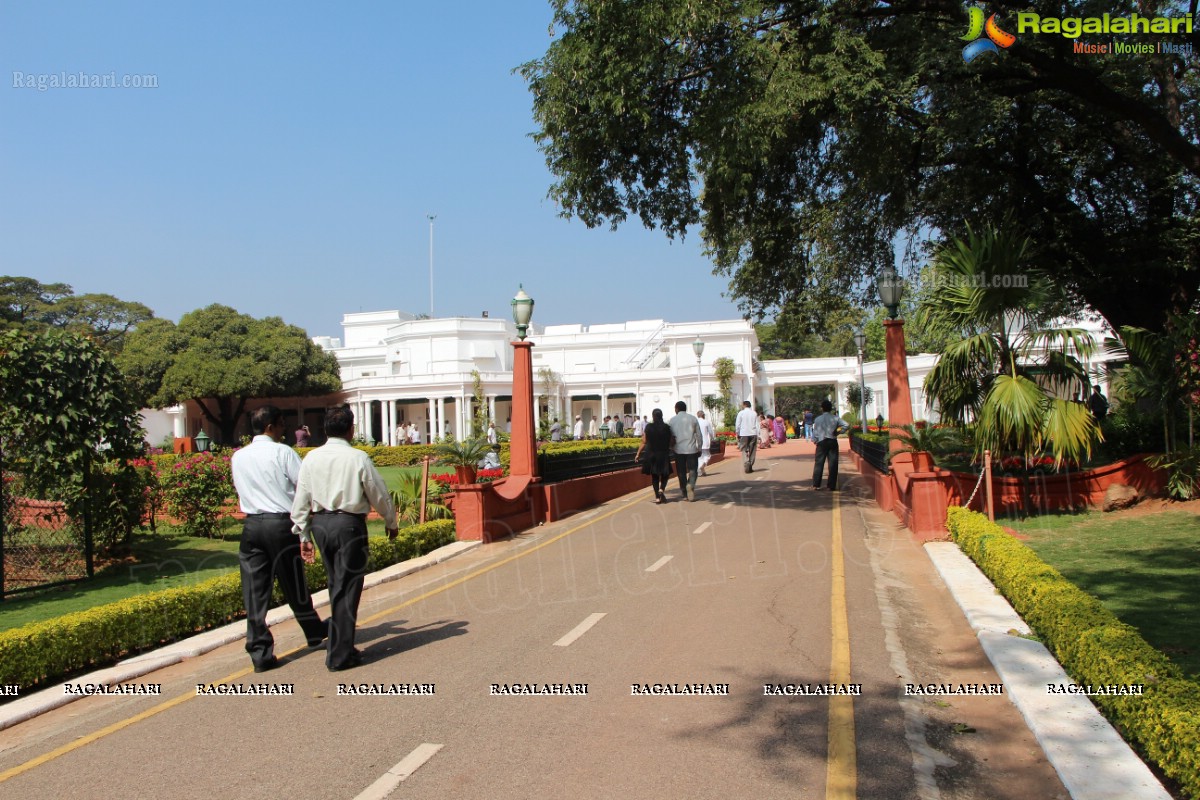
118,305,342,443
522,0,1199,334
0,276,153,353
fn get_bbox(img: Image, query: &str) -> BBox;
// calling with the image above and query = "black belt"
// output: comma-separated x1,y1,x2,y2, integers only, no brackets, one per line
314,510,366,519
246,512,291,518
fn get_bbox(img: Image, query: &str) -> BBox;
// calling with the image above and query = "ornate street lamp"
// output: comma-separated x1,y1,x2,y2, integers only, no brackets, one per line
876,413,885,432
853,329,868,433
599,422,609,443
511,285,535,341
194,429,212,453
878,265,904,320
692,336,705,415
877,264,915,443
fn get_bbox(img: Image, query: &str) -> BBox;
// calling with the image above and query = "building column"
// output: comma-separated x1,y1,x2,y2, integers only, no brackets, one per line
383,401,394,445
428,398,437,443
436,397,446,441
600,384,607,420
487,394,496,425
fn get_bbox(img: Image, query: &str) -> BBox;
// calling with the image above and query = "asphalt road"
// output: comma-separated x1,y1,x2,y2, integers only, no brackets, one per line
0,444,1066,800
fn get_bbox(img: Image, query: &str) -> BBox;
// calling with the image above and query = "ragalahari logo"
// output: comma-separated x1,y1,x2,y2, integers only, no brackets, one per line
962,6,1016,61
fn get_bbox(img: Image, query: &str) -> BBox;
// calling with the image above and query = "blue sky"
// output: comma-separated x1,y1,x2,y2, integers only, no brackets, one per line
0,1,744,339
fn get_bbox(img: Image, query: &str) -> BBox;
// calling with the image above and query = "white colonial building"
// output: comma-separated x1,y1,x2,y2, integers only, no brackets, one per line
141,309,1115,446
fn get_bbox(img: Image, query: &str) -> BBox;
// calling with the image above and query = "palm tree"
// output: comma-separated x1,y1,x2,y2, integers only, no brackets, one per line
389,473,451,525
917,224,1101,468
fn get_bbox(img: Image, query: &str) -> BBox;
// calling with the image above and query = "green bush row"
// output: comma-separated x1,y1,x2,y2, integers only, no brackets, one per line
946,507,1200,799
537,439,640,460
0,519,457,694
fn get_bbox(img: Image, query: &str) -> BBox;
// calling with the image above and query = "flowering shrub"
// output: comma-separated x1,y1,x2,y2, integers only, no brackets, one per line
130,457,165,533
440,468,505,485
161,453,234,537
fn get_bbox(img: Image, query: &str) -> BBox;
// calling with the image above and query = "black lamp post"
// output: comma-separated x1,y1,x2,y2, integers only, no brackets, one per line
877,413,885,432
194,429,212,453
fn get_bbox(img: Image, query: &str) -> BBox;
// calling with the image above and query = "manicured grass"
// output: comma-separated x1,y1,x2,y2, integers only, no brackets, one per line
0,519,401,632
1007,509,1200,679
376,465,453,491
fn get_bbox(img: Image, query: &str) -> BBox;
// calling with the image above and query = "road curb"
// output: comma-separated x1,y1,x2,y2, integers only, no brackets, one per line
0,540,481,732
925,542,1172,800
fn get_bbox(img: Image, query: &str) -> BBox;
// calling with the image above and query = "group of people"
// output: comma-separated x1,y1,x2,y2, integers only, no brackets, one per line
393,422,425,445
232,404,398,674
735,399,850,490
634,401,716,503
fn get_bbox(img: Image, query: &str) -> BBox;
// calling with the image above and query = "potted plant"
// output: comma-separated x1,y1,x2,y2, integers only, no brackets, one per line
433,438,491,485
887,424,963,472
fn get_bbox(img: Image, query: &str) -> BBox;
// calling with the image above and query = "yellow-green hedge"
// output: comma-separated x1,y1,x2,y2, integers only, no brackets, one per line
947,507,1200,799
0,520,457,694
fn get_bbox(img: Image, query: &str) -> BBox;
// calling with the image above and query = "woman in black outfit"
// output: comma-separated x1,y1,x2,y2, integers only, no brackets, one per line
635,408,675,503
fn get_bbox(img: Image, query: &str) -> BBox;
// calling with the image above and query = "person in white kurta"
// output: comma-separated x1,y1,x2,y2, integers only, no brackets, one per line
696,410,715,476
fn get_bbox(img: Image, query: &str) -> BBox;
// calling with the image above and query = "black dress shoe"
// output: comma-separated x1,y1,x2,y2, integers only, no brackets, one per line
307,622,330,648
253,656,280,673
327,653,363,672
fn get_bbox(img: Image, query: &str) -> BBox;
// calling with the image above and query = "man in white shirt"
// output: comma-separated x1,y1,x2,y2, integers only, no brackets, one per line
292,405,398,672
549,418,562,442
735,400,760,473
633,415,645,437
811,399,851,491
486,422,498,446
409,423,422,444
696,409,715,477
231,405,328,673
668,400,703,501
573,415,584,440
588,416,598,439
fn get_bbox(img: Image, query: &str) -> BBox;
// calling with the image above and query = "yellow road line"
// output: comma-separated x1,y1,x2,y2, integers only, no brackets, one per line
0,496,642,785
826,490,857,799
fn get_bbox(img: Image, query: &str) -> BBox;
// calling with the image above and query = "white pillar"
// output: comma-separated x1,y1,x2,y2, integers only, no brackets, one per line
600,384,607,419
487,394,496,424
167,404,187,438
428,398,437,443
383,401,393,445
436,397,446,441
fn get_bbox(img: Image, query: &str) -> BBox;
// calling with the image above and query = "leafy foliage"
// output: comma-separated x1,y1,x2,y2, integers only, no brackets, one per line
917,226,1101,466
0,329,146,550
160,453,234,538
0,276,153,353
118,304,341,443
389,473,452,525
522,1,1199,334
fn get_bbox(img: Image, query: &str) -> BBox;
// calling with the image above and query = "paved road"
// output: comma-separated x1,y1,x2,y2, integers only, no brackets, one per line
0,443,1066,799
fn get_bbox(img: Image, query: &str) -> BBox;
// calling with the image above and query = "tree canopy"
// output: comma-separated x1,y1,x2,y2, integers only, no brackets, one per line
0,276,154,352
522,0,1199,334
118,304,342,443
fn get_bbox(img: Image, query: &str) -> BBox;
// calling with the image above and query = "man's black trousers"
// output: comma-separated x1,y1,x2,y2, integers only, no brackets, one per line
239,514,325,668
812,438,840,490
312,512,370,670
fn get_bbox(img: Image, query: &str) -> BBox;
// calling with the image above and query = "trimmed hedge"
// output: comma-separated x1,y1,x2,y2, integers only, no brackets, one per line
0,519,457,694
946,507,1200,799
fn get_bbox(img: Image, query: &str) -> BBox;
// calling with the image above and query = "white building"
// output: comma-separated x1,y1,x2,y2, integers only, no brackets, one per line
141,310,1117,445
322,310,930,444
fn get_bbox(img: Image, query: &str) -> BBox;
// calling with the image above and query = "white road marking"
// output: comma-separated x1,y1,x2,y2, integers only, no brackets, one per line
645,555,673,572
756,476,764,481
722,501,734,509
353,743,443,800
692,522,712,535
553,612,607,647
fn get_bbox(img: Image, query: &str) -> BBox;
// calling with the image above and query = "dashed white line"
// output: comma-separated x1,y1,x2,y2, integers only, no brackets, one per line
353,743,443,800
692,522,712,535
553,612,607,647
722,501,734,509
645,555,673,572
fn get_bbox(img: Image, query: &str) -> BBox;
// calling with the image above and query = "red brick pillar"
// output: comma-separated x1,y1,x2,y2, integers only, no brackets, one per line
884,319,915,451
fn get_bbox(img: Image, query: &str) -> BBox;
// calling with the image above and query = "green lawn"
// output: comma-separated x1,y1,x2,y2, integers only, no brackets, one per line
1007,509,1200,679
376,465,453,491
0,519,401,632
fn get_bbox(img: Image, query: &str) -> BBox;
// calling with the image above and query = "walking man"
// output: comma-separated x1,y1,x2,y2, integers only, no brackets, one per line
696,409,715,477
735,400,759,473
231,405,327,673
812,400,851,491
668,400,703,501
291,405,398,672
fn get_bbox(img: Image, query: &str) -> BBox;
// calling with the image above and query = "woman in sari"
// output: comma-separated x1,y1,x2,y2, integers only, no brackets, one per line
772,415,786,444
